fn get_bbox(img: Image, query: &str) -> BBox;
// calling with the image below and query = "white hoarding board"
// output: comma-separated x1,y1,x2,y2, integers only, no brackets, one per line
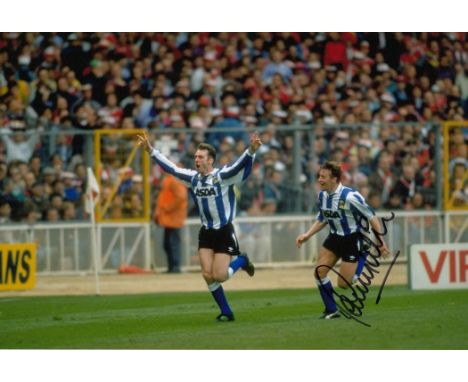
410,244,468,290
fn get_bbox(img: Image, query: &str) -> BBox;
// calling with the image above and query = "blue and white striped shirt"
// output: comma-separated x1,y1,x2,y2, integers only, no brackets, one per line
316,183,375,236
151,148,254,229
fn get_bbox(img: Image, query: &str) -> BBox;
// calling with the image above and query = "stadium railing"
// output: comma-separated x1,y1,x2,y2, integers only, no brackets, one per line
1,210,465,275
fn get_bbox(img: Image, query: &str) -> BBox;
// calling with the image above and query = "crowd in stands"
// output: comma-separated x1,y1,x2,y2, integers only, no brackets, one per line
0,32,467,223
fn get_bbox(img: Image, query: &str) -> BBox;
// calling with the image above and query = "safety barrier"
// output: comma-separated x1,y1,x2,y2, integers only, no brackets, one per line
0,210,465,275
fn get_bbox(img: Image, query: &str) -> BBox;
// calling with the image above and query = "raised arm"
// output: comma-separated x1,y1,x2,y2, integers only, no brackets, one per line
218,132,262,185
248,132,262,155
136,131,153,154
136,131,196,186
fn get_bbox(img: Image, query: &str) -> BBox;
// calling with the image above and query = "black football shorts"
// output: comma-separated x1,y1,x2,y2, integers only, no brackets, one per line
198,222,240,256
323,232,363,262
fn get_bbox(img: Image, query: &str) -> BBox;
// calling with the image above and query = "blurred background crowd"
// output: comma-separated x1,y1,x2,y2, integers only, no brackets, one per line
0,32,467,223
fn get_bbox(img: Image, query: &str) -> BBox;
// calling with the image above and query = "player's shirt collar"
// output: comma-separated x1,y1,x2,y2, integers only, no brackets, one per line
200,168,217,178
327,182,343,196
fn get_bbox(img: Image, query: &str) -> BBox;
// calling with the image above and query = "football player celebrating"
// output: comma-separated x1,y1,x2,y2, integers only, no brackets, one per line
137,131,262,322
296,161,390,319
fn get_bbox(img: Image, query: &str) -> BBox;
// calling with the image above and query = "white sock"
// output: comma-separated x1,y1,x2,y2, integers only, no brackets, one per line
208,281,221,292
315,276,331,287
227,267,234,279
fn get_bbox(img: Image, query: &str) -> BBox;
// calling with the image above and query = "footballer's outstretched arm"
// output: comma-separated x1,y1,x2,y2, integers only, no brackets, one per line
136,131,153,154
136,131,195,186
296,220,328,248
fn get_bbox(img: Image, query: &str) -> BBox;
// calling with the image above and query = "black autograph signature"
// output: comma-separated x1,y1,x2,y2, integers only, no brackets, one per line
316,212,399,327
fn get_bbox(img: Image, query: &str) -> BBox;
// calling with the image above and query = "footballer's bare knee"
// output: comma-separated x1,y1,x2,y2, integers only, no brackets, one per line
314,265,329,280
337,277,354,289
202,270,213,282
212,270,228,282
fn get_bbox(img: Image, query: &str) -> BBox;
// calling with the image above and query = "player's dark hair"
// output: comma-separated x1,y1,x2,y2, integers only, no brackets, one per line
198,143,216,162
320,161,342,181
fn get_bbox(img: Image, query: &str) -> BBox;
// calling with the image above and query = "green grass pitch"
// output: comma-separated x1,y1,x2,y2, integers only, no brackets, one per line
1,285,467,349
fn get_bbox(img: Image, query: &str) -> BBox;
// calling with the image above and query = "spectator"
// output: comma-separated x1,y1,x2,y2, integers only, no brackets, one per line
154,169,188,274
0,176,24,221
384,191,403,210
98,93,123,127
41,166,57,194
238,172,263,213
0,121,40,163
6,162,25,202
449,160,467,207
391,161,420,207
262,48,293,84
1,32,466,216
122,192,143,218
62,172,81,202
342,153,368,189
367,191,383,211
62,201,78,221
28,181,48,213
0,161,7,188
368,150,396,205
455,63,468,116
23,170,36,197
45,207,60,222
323,33,348,71
29,155,42,180
71,83,101,114
0,197,12,223
49,192,64,211
108,194,124,219
262,165,285,214
23,202,41,225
